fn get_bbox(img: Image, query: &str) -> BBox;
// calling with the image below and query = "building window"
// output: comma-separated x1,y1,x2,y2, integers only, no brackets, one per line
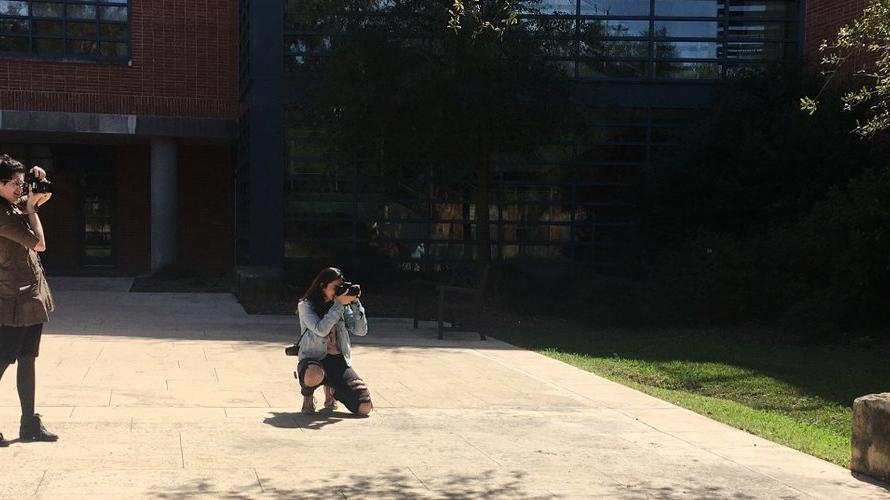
282,1,800,81
0,0,129,61
542,0,801,80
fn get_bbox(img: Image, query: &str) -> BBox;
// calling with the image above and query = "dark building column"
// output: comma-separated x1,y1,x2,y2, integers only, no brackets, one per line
237,0,284,267
151,137,177,272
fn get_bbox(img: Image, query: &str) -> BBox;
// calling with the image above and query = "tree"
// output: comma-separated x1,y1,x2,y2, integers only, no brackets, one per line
447,0,519,39
801,0,890,137
297,0,576,264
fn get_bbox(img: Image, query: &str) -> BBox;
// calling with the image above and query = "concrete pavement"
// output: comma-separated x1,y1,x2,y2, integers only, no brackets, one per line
1,277,888,499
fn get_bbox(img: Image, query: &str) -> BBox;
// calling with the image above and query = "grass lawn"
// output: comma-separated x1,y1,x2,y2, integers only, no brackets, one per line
480,315,890,467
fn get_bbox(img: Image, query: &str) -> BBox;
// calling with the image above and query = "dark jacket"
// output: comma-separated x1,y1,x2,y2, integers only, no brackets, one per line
0,202,54,326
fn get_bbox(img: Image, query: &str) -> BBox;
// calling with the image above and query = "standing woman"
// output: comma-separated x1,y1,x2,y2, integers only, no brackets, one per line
0,154,57,446
296,267,372,416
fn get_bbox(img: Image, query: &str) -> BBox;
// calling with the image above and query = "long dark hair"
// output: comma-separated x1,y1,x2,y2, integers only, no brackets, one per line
300,267,344,315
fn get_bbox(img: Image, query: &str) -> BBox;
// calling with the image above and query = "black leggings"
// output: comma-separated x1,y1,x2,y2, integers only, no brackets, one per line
297,354,371,414
0,324,41,417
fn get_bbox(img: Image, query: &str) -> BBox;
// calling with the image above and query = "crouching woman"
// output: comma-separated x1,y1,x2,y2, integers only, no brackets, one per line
296,267,372,416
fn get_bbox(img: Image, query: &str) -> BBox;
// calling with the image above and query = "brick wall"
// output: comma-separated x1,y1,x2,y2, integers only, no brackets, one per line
0,0,238,119
116,144,151,273
805,0,868,62
177,144,234,270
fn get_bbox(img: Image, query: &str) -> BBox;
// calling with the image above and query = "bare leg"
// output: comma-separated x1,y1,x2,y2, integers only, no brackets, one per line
301,364,325,414
323,385,337,410
357,401,373,416
303,364,324,387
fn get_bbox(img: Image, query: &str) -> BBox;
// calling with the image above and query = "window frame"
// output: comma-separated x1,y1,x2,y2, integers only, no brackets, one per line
0,0,130,63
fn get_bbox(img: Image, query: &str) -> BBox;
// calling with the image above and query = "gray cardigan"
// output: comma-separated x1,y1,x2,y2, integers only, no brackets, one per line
297,298,367,366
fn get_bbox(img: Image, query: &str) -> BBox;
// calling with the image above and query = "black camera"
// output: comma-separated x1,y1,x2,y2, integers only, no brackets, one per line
284,343,300,356
335,282,361,296
24,172,52,194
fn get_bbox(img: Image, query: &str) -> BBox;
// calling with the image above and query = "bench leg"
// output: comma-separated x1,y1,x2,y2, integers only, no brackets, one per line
437,300,445,340
478,306,486,340
412,292,419,329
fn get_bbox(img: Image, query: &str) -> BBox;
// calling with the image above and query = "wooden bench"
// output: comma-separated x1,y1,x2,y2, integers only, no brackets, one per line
412,263,490,340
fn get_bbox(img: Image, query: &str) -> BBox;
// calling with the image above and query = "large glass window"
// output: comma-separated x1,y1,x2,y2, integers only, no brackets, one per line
580,1,650,16
277,2,801,265
0,1,129,60
573,0,800,81
284,0,800,81
655,0,721,17
582,19,649,38
654,20,720,38
540,0,577,14
727,0,799,18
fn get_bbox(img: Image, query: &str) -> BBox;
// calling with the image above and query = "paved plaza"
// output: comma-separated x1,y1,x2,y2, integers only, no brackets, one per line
1,278,888,499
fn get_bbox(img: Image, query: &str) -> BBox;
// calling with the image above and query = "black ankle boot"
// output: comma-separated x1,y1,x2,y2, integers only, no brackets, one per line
20,414,58,442
0,432,8,447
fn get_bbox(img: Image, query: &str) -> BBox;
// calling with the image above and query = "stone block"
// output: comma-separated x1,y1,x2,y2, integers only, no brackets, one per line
235,266,286,306
852,392,890,483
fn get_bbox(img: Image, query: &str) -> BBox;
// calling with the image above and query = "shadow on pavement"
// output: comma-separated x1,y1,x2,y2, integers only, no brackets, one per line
261,412,301,429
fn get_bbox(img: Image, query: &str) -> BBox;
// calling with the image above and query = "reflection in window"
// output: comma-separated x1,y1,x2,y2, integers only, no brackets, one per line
657,41,718,59
0,1,28,17
580,0,650,16
541,38,575,58
581,40,649,59
33,3,63,18
0,17,27,33
727,1,799,18
523,16,576,37
579,60,647,78
0,0,129,60
539,0,576,14
655,0,721,17
725,41,793,60
727,21,795,40
655,61,720,79
724,63,767,78
280,1,801,82
654,21,720,38
582,19,649,38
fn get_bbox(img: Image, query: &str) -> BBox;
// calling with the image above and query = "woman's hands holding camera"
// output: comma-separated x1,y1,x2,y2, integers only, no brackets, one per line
26,166,52,209
335,284,361,305
336,292,357,305
26,192,51,212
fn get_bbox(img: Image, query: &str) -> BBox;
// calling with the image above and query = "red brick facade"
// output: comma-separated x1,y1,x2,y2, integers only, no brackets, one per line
177,144,234,271
0,0,238,119
804,0,868,62
115,144,151,273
